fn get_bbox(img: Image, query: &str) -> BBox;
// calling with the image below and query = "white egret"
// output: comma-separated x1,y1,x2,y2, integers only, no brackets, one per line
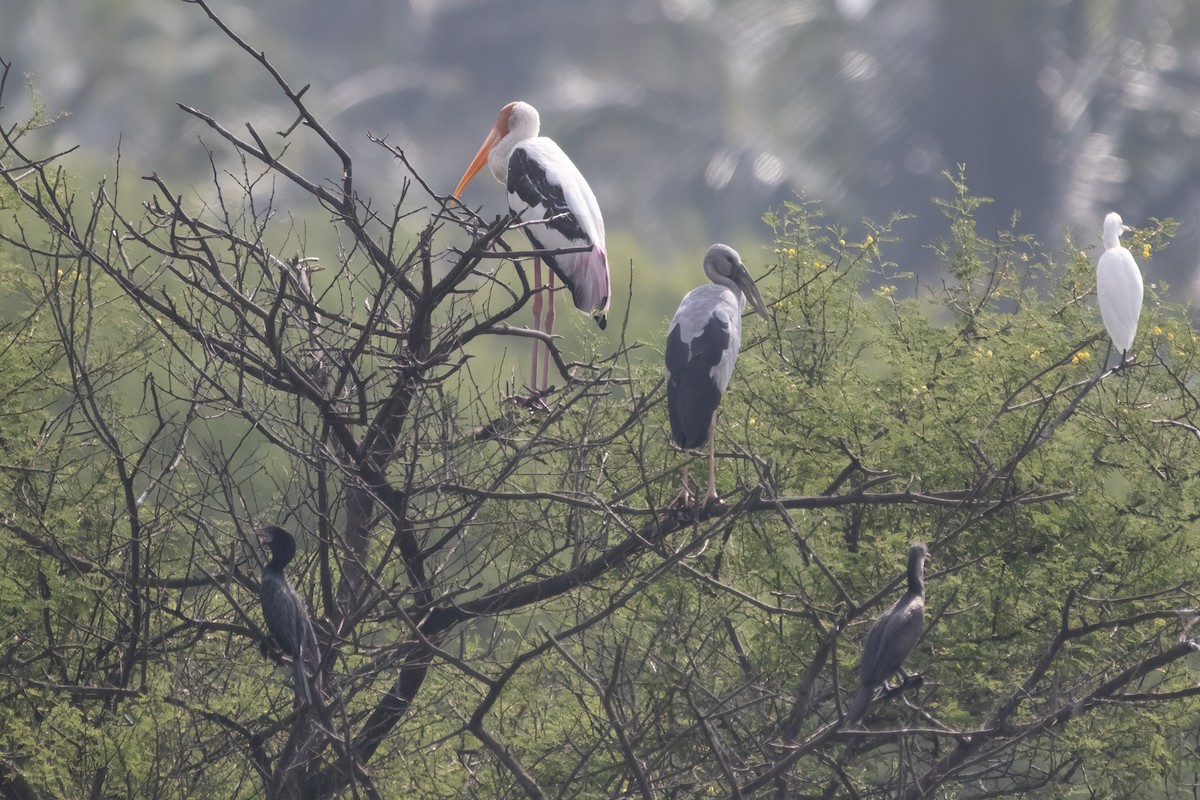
1096,212,1143,368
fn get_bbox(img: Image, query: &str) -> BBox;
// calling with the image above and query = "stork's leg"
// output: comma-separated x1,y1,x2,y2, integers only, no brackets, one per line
531,256,544,391
671,461,694,508
704,410,720,505
543,270,556,389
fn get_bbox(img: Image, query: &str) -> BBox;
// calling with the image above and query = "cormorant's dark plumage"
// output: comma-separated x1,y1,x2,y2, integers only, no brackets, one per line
844,542,928,728
259,525,319,707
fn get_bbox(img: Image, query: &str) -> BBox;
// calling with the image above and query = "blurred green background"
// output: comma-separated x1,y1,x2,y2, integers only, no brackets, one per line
6,0,1200,349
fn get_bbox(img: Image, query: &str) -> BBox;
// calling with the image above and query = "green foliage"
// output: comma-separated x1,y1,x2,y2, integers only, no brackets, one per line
741,177,1198,795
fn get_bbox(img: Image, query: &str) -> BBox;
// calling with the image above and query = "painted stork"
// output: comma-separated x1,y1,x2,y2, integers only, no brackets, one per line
1096,212,1143,369
844,542,928,729
452,101,610,392
258,525,320,707
665,244,768,507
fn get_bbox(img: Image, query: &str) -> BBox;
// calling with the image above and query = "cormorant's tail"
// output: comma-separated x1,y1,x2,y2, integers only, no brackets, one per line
843,684,876,729
292,648,313,707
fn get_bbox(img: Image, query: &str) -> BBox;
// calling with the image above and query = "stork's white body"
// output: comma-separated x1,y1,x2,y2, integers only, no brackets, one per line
454,101,610,391
665,244,768,506
504,136,609,317
666,284,745,443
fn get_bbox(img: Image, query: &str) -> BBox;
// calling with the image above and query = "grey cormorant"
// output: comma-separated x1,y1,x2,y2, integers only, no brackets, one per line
258,525,319,707
844,542,928,728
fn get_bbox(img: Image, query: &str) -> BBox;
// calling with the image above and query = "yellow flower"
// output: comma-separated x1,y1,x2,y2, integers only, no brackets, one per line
865,235,874,246
1071,351,1090,364
787,248,797,258
1030,348,1043,360
985,349,992,358
839,239,846,246
1167,331,1175,341
1020,253,1029,262
1153,326,1163,335
748,417,757,426
1142,243,1151,259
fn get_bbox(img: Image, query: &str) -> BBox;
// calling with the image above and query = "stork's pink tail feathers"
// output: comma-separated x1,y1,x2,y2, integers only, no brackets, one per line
570,244,610,330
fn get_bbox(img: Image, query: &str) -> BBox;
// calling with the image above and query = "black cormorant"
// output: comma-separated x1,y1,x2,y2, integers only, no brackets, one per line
258,525,319,707
844,542,928,728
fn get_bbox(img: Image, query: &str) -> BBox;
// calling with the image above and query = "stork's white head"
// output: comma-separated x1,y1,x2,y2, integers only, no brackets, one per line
704,244,769,320
1102,212,1132,250
500,102,540,143
453,101,542,197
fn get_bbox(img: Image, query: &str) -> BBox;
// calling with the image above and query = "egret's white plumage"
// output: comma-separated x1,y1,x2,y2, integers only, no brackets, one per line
1096,212,1143,359
665,244,768,506
453,101,609,391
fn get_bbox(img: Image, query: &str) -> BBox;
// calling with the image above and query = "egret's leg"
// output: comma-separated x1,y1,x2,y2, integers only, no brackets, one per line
543,270,556,389
705,411,720,504
531,257,543,391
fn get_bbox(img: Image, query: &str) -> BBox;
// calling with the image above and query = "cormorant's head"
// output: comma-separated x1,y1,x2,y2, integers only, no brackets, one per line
907,542,929,593
257,525,297,569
